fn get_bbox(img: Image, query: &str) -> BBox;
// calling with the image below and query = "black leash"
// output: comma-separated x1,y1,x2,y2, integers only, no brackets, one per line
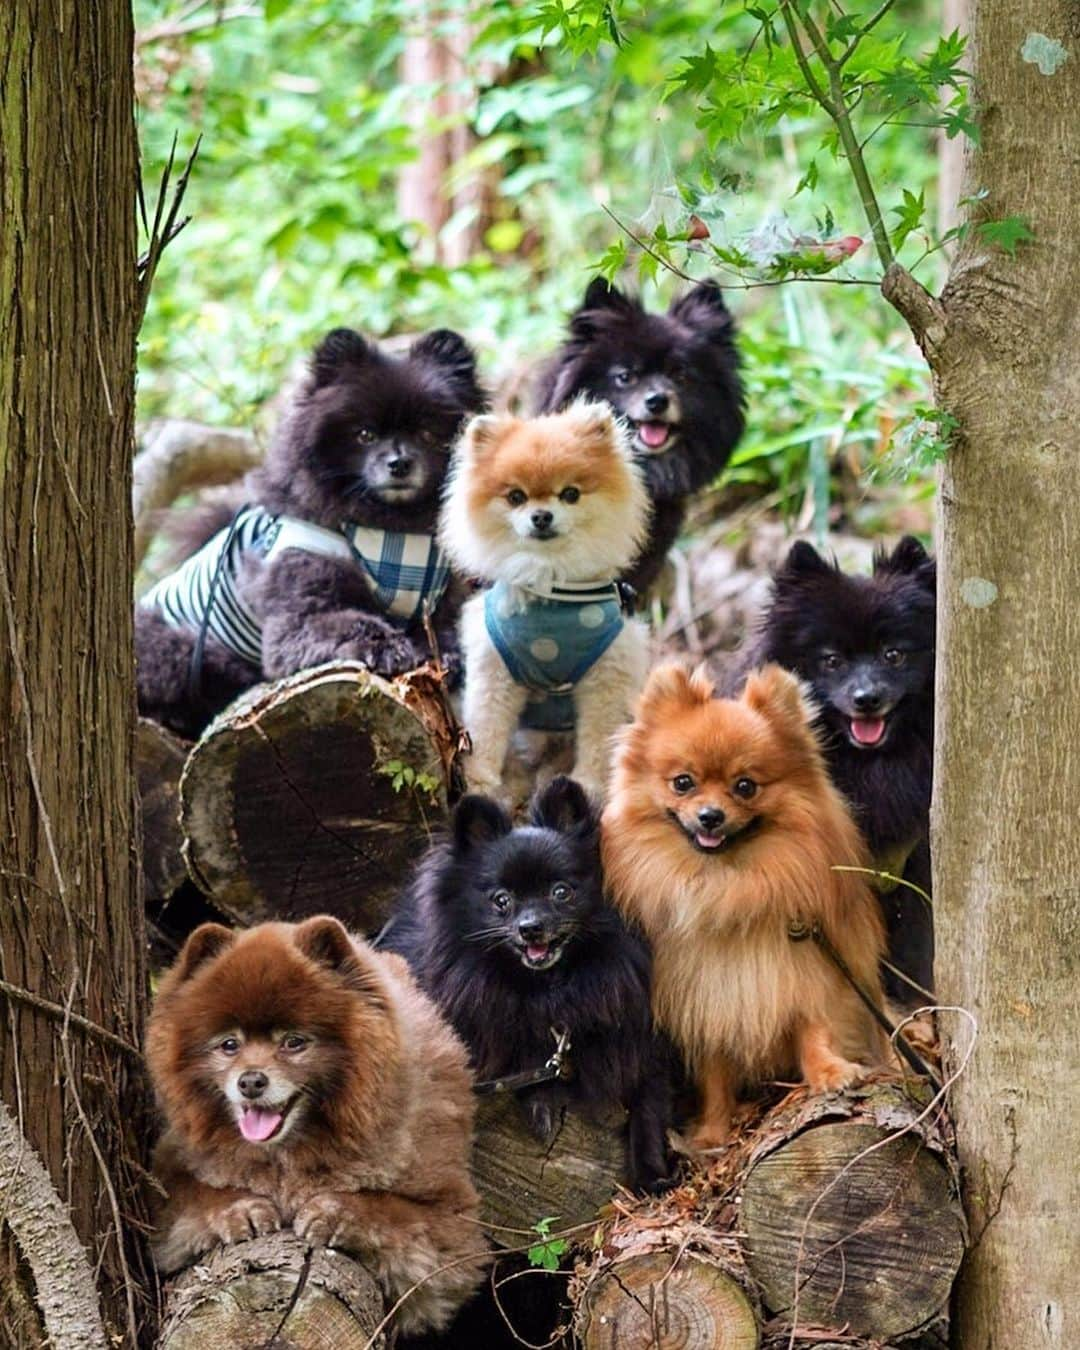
185,503,251,711
788,920,942,1089
473,1026,572,1098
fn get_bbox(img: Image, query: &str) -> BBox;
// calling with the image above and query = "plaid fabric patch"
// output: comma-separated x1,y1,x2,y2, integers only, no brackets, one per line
345,524,451,623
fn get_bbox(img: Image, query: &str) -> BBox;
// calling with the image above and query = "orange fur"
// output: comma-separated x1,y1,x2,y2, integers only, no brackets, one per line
146,920,487,1335
464,406,636,514
602,662,888,1148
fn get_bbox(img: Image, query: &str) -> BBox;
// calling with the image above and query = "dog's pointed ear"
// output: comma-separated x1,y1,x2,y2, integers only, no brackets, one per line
875,535,936,590
531,776,598,836
636,661,714,723
172,923,235,983
453,795,513,854
310,328,372,387
295,918,388,1001
776,540,836,585
560,397,619,447
743,664,817,741
569,277,636,338
669,281,735,338
409,329,484,406
460,412,510,460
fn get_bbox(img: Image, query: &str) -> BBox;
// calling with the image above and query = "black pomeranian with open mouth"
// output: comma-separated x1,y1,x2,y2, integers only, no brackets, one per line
534,277,745,596
380,775,671,1192
732,536,936,1005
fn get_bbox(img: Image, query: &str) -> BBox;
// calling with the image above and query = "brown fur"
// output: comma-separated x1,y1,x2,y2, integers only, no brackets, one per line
601,662,887,1149
146,919,487,1335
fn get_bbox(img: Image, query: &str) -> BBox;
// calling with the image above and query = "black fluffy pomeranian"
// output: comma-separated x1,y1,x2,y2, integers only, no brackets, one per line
534,278,745,596
734,536,936,1004
136,327,486,739
381,776,671,1192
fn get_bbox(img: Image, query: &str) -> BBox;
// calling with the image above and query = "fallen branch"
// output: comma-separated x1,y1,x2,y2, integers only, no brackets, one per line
0,1099,108,1350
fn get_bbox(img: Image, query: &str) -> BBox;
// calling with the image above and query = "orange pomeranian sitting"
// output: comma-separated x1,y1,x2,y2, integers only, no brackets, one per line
146,918,487,1336
602,662,888,1150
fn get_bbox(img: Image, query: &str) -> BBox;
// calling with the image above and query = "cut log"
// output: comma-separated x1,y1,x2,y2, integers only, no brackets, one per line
157,1233,385,1349
575,1247,759,1350
472,1094,626,1241
179,662,459,935
137,717,191,906
740,1081,965,1341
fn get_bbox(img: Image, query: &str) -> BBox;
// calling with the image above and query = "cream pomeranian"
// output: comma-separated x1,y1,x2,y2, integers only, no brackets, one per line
439,400,651,798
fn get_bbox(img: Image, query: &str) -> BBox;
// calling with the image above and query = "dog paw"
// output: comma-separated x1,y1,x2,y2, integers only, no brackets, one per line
688,1120,733,1153
806,1056,866,1093
369,634,420,678
210,1196,282,1246
294,1192,367,1251
522,1093,566,1144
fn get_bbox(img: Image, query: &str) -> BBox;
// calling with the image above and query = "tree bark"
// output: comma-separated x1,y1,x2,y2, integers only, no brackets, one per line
0,3,151,1344
895,3,1080,1344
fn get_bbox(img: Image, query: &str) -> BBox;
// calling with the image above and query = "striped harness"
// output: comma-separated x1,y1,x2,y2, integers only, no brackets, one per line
140,505,449,667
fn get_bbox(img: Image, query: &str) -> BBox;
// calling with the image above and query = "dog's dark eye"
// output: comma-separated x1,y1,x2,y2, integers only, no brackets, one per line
732,777,757,800
492,889,512,913
672,773,695,795
280,1033,309,1054
559,486,581,504
551,882,574,903
506,488,527,507
821,652,846,672
883,647,906,667
612,368,634,387
219,1036,241,1055
356,428,376,445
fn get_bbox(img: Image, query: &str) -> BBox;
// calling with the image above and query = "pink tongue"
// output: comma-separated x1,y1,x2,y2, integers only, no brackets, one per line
526,943,549,961
695,832,723,850
850,717,886,746
239,1107,283,1142
638,422,670,449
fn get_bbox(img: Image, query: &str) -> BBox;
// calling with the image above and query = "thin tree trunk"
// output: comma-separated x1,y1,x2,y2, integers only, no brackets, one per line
0,3,151,1345
887,3,1080,1344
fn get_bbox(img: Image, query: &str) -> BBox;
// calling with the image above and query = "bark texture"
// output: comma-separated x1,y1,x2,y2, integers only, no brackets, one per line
0,3,151,1344
904,3,1080,1344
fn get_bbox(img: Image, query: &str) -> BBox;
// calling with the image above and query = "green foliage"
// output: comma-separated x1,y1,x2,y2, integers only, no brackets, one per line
135,0,974,509
377,758,441,799
527,1215,570,1270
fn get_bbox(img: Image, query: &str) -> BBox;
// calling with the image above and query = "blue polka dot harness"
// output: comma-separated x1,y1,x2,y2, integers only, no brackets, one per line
483,579,626,731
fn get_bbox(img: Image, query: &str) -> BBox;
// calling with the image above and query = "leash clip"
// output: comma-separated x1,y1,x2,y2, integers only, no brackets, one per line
545,1025,572,1080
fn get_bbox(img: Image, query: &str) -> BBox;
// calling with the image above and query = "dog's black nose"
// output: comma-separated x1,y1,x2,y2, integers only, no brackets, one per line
238,1070,269,1100
388,454,413,479
852,688,883,713
530,509,554,531
697,806,726,831
517,918,546,944
644,391,669,414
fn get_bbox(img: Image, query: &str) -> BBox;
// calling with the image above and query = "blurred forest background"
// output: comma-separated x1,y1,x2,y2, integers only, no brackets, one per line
134,0,955,545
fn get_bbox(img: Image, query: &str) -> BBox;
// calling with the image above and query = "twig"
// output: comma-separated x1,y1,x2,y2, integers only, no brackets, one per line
137,134,202,326
0,977,141,1065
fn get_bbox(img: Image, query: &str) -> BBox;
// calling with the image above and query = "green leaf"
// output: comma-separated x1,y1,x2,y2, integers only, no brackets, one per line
890,188,925,252
264,0,291,19
976,215,1035,257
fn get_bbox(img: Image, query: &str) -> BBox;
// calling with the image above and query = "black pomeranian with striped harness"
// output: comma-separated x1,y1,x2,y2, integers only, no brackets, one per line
135,327,486,738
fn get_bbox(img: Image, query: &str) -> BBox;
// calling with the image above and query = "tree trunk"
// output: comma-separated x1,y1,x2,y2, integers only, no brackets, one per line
158,1235,385,1349
886,3,1080,1344
0,3,150,1344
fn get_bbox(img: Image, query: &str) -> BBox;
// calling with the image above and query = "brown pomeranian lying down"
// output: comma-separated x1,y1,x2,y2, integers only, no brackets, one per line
146,918,487,1336
602,662,888,1150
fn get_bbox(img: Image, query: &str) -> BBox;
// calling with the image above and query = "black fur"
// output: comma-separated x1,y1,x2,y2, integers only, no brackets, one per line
382,777,672,1191
136,327,485,738
734,536,936,1004
535,279,745,594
